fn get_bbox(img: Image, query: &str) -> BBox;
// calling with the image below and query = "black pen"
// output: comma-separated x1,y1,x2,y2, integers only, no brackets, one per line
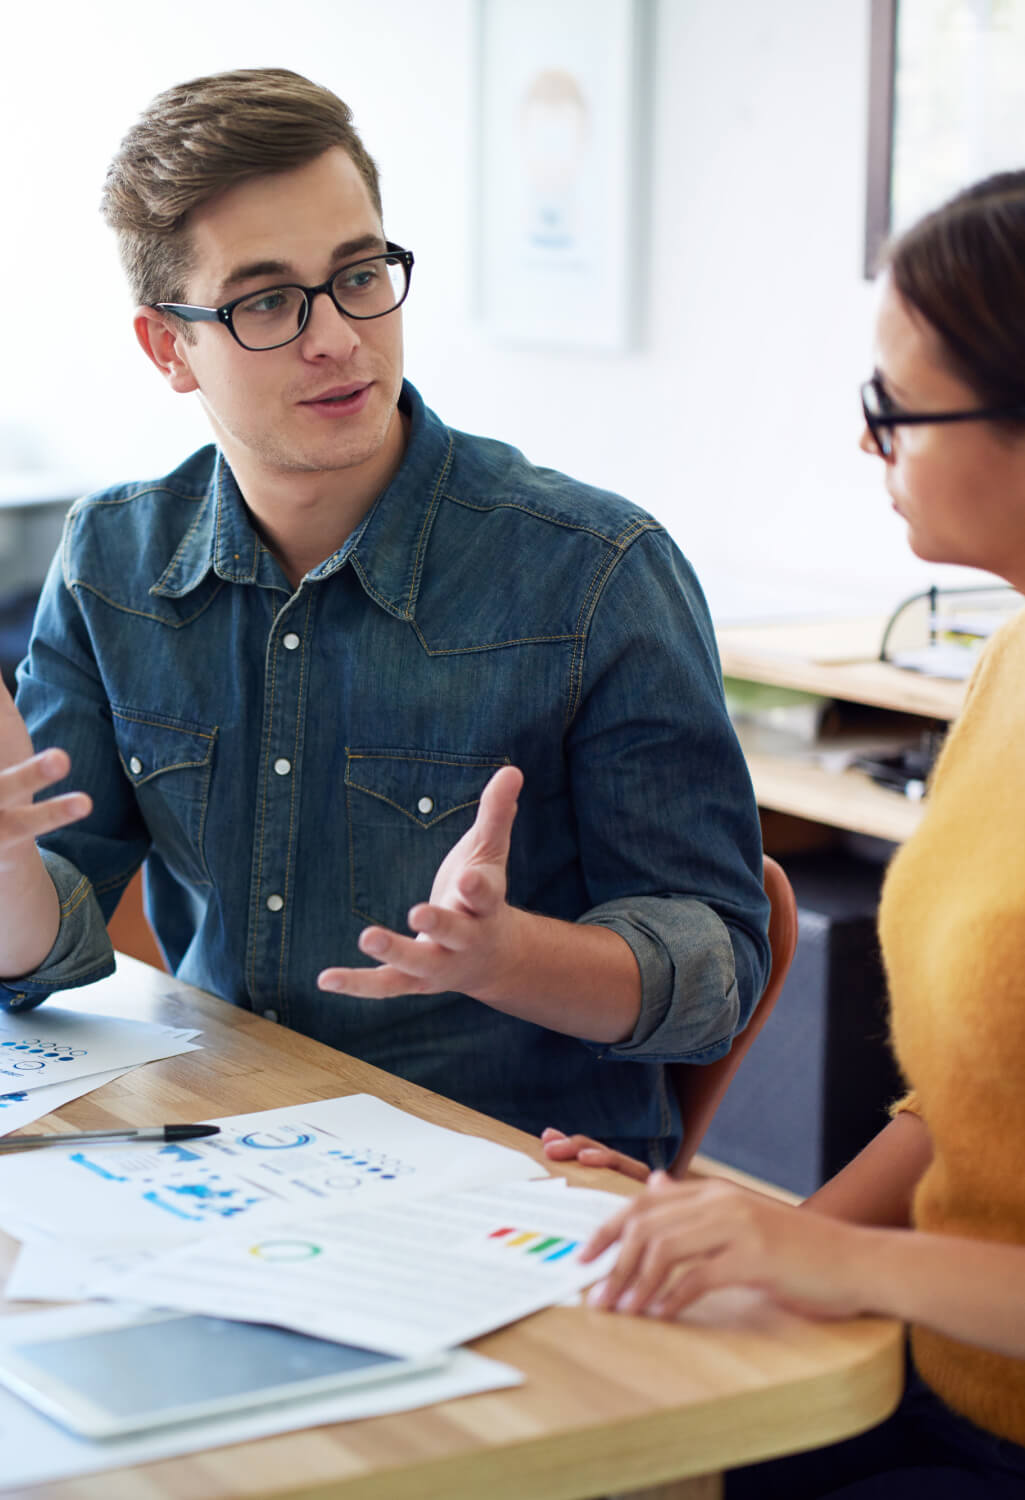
0,1123,220,1154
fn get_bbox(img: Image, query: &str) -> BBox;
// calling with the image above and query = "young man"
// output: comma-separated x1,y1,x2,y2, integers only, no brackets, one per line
0,69,769,1166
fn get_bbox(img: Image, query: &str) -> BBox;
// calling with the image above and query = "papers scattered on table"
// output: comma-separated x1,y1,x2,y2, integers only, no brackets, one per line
83,1176,625,1356
0,1009,202,1137
0,1302,522,1491
0,1006,201,1095
0,1091,626,1488
0,1094,544,1263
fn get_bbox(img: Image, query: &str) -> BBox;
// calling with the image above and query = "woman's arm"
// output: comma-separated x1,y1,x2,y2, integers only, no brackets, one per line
582,1172,1025,1362
801,1111,932,1227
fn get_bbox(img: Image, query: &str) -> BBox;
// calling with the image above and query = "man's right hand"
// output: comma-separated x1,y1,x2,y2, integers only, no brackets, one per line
0,677,91,980
0,678,91,870
540,1127,652,1183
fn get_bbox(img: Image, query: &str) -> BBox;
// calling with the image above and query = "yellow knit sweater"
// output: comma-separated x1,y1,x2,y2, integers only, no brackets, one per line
879,608,1025,1445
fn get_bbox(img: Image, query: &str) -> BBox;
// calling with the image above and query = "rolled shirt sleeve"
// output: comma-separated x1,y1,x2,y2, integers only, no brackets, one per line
0,850,114,1011
582,895,740,1062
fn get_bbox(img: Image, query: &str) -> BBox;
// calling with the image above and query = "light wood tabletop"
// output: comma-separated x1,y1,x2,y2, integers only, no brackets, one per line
0,956,904,1500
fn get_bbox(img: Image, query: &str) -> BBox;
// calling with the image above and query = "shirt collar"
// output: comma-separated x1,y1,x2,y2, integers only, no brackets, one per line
151,381,453,617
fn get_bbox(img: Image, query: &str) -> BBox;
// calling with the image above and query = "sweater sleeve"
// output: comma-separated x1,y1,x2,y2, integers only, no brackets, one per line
889,1090,922,1118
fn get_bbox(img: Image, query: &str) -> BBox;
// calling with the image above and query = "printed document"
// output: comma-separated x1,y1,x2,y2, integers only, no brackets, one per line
83,1177,625,1355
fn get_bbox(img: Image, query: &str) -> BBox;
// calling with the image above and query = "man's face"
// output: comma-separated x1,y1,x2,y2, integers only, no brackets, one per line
162,147,405,486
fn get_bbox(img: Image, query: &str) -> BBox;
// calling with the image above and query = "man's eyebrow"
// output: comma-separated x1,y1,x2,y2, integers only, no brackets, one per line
217,235,388,299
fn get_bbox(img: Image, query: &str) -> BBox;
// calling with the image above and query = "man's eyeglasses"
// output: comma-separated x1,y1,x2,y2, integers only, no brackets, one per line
155,243,414,351
861,374,1025,459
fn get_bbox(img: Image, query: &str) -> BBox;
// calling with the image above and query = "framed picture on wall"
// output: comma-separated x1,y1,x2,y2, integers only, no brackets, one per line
865,0,1025,276
475,0,651,350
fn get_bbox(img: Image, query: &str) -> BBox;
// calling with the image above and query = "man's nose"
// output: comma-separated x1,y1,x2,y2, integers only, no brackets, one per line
299,288,361,357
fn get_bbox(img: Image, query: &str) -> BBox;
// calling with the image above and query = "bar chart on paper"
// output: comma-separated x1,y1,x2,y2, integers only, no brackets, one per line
487,1226,581,1263
79,1180,627,1358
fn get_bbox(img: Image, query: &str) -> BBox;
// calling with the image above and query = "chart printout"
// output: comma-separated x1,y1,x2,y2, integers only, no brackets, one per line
84,1178,626,1355
0,1008,200,1093
0,1095,543,1258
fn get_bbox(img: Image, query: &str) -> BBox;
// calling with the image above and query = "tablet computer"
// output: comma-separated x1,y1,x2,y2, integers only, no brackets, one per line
0,1309,445,1438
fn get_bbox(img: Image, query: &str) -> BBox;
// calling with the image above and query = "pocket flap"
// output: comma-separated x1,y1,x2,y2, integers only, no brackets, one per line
344,749,508,828
112,708,217,789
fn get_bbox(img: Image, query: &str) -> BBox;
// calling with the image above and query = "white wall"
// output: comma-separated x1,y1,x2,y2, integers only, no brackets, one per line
0,0,992,620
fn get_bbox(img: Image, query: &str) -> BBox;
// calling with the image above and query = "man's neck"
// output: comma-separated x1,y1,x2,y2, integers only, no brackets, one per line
220,409,410,590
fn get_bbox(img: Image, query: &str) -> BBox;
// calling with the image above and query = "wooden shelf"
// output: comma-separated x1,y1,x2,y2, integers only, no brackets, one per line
717,616,957,843
743,750,925,843
717,617,966,721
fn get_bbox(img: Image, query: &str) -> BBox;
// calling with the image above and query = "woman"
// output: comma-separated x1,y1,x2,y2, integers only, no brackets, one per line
543,171,1025,1497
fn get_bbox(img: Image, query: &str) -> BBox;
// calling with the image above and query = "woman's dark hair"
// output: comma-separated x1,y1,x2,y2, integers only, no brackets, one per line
881,171,1025,415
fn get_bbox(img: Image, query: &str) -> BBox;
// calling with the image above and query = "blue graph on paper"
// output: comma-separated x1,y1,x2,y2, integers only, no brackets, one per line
0,1036,88,1080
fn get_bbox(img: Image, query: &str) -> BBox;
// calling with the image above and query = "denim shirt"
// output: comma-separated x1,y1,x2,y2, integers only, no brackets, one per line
9,381,769,1165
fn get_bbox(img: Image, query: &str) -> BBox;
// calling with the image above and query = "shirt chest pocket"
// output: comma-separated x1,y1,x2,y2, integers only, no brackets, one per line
112,708,218,888
345,750,509,931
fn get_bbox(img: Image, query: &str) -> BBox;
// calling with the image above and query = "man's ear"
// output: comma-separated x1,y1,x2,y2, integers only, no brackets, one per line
133,307,200,394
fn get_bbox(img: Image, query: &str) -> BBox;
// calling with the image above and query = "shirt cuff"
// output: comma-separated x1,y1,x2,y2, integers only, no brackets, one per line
580,895,740,1063
0,851,115,1011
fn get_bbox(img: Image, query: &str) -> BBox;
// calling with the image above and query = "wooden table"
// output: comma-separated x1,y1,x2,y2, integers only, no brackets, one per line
0,956,903,1500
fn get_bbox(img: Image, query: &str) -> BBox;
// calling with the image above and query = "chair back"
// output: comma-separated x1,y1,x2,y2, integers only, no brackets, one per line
667,855,798,1177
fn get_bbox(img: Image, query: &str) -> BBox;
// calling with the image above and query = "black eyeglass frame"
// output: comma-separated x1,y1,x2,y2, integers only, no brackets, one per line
154,242,415,351
861,375,1025,459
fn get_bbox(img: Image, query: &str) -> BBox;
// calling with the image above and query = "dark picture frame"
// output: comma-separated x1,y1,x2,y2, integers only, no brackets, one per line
864,0,1025,280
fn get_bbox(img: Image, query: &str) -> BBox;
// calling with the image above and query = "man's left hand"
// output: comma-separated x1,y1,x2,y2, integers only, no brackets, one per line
317,764,524,1001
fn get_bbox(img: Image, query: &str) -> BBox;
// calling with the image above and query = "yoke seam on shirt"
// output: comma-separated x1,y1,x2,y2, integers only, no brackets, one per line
405,432,455,616
409,624,581,656
442,492,662,548
565,521,654,725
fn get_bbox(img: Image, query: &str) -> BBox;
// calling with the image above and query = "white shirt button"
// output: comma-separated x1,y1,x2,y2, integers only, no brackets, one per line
129,756,143,775
263,1009,279,1023
274,758,292,776
417,796,434,815
282,633,300,651
266,893,284,913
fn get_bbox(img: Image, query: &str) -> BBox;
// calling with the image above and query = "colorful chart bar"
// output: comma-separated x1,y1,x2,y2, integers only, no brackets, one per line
487,1226,580,1262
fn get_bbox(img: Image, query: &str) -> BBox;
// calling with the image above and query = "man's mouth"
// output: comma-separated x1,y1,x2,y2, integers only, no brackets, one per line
302,383,369,406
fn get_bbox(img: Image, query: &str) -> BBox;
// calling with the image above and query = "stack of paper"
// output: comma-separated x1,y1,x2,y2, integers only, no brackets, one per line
0,1005,202,1138
0,1091,628,1492
0,1095,624,1348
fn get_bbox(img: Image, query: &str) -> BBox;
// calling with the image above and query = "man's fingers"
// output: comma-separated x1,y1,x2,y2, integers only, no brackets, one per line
316,964,428,998
0,792,92,847
0,749,74,806
452,867,503,917
470,765,523,862
407,903,485,949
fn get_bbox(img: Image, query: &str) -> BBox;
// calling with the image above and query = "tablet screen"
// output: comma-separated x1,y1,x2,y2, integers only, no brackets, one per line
3,1313,434,1435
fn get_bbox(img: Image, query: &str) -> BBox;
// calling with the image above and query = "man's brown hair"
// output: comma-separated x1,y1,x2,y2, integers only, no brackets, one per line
101,67,382,308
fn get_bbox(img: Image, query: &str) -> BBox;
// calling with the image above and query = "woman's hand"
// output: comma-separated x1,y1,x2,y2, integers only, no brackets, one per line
582,1172,878,1321
540,1127,651,1183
